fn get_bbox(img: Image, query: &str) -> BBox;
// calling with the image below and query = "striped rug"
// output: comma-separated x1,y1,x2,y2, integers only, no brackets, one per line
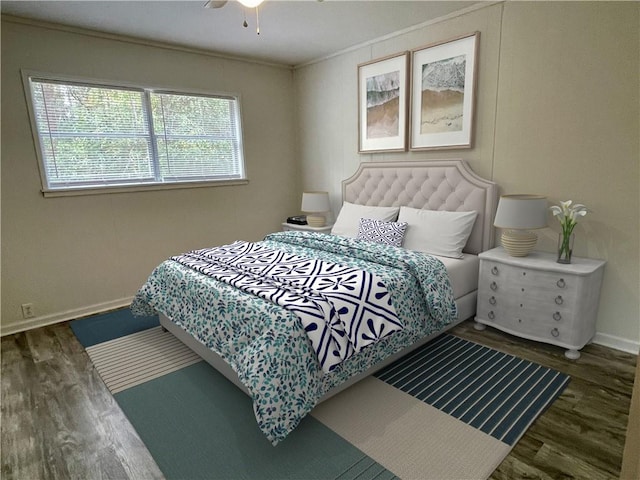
86,326,201,393
375,333,570,446
78,314,569,480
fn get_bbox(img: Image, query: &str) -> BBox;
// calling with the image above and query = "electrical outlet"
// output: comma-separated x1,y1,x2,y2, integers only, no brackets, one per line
21,303,35,319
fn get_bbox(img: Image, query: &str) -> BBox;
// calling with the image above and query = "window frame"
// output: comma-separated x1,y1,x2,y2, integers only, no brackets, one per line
21,70,249,197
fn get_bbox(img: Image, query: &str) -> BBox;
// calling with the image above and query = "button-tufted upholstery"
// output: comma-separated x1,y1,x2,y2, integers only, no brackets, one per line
342,160,497,254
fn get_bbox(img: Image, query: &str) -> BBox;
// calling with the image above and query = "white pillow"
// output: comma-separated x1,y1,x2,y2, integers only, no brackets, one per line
398,206,478,258
331,202,400,238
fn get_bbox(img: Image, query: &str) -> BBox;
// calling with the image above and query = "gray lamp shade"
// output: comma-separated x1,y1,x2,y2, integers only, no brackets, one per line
493,195,548,230
301,191,330,213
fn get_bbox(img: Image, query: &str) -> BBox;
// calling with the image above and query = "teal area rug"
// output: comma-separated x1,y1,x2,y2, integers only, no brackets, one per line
116,362,393,480
74,309,570,480
70,308,158,347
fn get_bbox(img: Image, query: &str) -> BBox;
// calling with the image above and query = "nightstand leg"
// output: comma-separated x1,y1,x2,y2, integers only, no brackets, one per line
565,349,581,360
473,321,486,331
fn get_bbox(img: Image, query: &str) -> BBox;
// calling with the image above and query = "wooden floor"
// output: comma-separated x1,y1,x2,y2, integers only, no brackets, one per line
1,318,637,480
1,322,163,480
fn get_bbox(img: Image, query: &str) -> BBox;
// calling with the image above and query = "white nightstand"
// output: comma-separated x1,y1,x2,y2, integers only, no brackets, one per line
474,247,606,360
281,222,333,234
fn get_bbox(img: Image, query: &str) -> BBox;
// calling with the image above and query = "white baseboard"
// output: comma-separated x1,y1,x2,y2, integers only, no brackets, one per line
593,331,640,355
1,297,134,337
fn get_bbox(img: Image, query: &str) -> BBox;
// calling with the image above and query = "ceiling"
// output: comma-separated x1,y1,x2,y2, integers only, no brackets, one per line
1,1,479,66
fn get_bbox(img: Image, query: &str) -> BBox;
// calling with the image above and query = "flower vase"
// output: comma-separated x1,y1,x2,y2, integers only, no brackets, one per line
557,233,574,264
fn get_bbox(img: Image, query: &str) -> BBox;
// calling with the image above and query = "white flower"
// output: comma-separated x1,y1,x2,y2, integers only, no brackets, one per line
550,205,564,218
550,200,588,234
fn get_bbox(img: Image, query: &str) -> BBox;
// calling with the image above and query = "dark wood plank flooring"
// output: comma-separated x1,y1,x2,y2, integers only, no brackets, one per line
1,322,163,480
1,318,637,479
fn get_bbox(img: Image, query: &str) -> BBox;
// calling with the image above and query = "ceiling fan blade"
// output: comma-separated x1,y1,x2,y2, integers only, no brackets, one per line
204,0,228,8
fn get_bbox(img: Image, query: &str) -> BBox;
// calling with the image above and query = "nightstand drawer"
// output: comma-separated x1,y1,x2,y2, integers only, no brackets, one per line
477,306,569,343
480,261,578,297
476,294,574,326
516,318,568,343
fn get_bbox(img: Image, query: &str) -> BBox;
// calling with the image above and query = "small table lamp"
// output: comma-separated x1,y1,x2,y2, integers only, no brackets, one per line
301,191,330,227
494,194,547,256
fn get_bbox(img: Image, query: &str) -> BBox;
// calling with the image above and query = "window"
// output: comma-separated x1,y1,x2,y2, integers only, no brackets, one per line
25,74,246,195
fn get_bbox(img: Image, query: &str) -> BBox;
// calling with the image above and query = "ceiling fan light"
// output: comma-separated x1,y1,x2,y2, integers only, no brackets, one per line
237,0,264,7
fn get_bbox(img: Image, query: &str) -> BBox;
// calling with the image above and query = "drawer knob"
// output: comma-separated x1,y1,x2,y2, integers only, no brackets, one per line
490,281,498,291
553,311,562,321
491,266,499,275
557,278,566,288
489,296,497,305
555,295,564,305
488,311,495,320
551,328,560,338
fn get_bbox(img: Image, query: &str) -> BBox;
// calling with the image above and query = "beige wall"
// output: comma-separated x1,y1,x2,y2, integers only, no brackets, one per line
1,19,299,333
294,2,640,347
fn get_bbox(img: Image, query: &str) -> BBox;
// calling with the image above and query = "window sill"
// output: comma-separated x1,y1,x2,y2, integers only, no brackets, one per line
41,179,250,198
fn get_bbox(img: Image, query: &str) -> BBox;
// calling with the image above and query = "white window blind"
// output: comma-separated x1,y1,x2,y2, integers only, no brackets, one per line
27,76,245,193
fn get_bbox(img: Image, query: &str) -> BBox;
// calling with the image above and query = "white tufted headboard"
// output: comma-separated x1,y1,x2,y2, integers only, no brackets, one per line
342,160,498,254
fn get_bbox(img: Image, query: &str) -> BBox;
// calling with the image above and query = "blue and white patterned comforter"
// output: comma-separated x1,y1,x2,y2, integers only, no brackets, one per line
171,241,403,373
131,231,457,444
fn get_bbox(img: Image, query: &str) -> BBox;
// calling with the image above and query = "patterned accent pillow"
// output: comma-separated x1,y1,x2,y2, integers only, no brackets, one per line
356,218,408,247
331,202,400,238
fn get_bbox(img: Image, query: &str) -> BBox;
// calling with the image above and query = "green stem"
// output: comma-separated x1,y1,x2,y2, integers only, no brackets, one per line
559,222,575,259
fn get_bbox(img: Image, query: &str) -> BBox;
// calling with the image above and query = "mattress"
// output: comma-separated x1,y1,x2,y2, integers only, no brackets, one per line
437,253,480,299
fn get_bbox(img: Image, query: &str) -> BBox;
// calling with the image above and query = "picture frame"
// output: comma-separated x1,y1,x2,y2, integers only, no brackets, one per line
358,52,409,153
410,32,479,151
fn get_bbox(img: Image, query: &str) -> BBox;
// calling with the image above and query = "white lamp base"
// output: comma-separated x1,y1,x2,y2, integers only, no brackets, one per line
306,214,326,227
501,230,538,257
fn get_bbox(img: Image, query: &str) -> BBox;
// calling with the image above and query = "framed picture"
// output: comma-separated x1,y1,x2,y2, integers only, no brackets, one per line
358,52,409,153
410,32,479,150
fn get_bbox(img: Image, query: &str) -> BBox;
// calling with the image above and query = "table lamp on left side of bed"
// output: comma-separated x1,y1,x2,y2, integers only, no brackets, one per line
301,191,331,228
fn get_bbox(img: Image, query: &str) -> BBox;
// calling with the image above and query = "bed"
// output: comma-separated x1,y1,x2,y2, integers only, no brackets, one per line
131,159,497,445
